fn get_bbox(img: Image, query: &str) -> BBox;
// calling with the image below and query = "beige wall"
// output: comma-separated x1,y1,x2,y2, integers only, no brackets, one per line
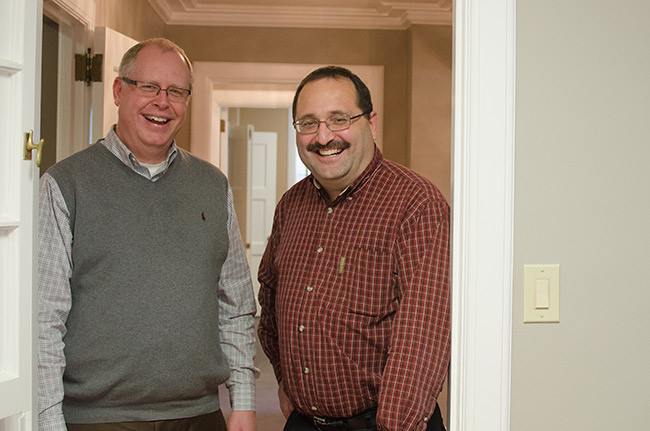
94,0,164,42
512,0,650,429
408,25,452,201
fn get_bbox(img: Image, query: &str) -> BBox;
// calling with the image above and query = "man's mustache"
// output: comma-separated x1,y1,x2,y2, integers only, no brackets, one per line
306,140,351,153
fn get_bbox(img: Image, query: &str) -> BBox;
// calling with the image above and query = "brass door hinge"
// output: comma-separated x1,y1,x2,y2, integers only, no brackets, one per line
75,48,103,86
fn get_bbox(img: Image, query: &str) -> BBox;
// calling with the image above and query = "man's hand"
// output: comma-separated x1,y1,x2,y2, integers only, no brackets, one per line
278,380,295,419
227,410,257,431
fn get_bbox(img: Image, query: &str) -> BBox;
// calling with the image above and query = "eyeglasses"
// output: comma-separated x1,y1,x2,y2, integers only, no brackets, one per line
120,77,191,102
293,111,371,134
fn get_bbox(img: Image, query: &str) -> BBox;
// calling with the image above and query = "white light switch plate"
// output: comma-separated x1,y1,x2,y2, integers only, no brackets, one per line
523,264,560,323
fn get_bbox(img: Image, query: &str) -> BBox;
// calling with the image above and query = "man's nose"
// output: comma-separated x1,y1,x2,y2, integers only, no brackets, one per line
152,89,171,105
315,122,335,143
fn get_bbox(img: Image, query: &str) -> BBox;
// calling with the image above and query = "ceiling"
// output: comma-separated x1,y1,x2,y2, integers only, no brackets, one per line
147,0,452,30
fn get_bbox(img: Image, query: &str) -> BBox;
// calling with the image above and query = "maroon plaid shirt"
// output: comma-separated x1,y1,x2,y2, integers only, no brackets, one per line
258,147,450,431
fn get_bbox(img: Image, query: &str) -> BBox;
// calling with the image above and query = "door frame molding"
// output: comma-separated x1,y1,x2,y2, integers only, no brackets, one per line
44,0,94,160
450,0,516,430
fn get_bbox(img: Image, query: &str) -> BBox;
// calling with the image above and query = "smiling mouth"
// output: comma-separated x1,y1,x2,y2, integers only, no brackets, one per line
144,115,170,124
318,148,344,156
308,141,350,157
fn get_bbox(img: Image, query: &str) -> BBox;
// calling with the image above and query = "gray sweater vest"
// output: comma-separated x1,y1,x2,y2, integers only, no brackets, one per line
47,142,231,423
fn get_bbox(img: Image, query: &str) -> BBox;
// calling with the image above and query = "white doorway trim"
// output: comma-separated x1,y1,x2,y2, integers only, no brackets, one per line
190,62,384,174
450,0,516,430
43,0,94,160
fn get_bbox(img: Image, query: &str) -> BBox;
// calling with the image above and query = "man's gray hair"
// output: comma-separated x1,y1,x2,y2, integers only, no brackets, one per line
118,38,194,89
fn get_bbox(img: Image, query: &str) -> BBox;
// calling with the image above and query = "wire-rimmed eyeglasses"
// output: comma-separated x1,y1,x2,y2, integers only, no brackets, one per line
120,77,192,102
293,111,371,134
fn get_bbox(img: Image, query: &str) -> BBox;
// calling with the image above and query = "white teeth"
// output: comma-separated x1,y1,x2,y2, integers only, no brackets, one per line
145,115,169,124
319,148,343,156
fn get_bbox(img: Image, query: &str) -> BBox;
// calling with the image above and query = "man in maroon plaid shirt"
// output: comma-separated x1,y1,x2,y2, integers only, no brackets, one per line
258,66,450,431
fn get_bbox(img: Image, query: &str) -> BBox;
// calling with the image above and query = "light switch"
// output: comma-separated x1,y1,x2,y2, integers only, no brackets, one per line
534,279,550,309
524,264,559,323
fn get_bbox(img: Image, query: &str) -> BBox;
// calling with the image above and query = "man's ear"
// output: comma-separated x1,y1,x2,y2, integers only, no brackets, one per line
113,77,122,107
369,111,378,140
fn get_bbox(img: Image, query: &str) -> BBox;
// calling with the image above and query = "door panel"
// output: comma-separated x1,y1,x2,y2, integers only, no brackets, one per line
0,0,41,428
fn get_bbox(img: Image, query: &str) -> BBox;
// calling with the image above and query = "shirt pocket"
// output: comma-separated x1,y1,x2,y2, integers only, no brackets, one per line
321,246,399,370
342,246,399,319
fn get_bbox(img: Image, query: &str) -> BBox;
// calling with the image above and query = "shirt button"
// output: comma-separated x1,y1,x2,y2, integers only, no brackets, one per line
299,325,305,332
311,406,318,412
307,285,314,292
317,246,323,253
424,417,429,422
326,207,333,214
303,367,310,374
347,196,353,201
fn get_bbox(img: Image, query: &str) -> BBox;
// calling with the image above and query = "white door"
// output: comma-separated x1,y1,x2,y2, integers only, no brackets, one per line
248,129,277,314
0,0,41,429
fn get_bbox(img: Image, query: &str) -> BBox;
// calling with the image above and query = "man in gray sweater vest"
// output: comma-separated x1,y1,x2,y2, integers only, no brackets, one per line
38,38,258,431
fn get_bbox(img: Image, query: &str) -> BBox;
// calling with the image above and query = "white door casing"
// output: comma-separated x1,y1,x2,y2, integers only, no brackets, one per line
0,0,41,429
450,0,516,430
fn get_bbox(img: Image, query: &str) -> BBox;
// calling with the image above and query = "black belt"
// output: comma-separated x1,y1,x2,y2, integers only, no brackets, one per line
302,408,377,431
301,408,377,431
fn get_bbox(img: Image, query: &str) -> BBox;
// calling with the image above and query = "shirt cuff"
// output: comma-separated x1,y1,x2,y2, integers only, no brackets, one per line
229,382,256,411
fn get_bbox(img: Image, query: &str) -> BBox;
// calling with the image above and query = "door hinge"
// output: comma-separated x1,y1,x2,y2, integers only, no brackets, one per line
75,48,103,86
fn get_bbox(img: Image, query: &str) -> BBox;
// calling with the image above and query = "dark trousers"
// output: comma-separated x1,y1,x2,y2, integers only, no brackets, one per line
283,404,445,431
66,410,226,431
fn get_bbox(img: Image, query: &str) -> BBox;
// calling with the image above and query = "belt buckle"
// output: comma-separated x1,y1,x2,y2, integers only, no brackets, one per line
312,416,347,431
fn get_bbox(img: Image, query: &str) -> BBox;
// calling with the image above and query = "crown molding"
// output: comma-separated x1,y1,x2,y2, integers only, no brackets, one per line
148,0,452,29
44,0,94,28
